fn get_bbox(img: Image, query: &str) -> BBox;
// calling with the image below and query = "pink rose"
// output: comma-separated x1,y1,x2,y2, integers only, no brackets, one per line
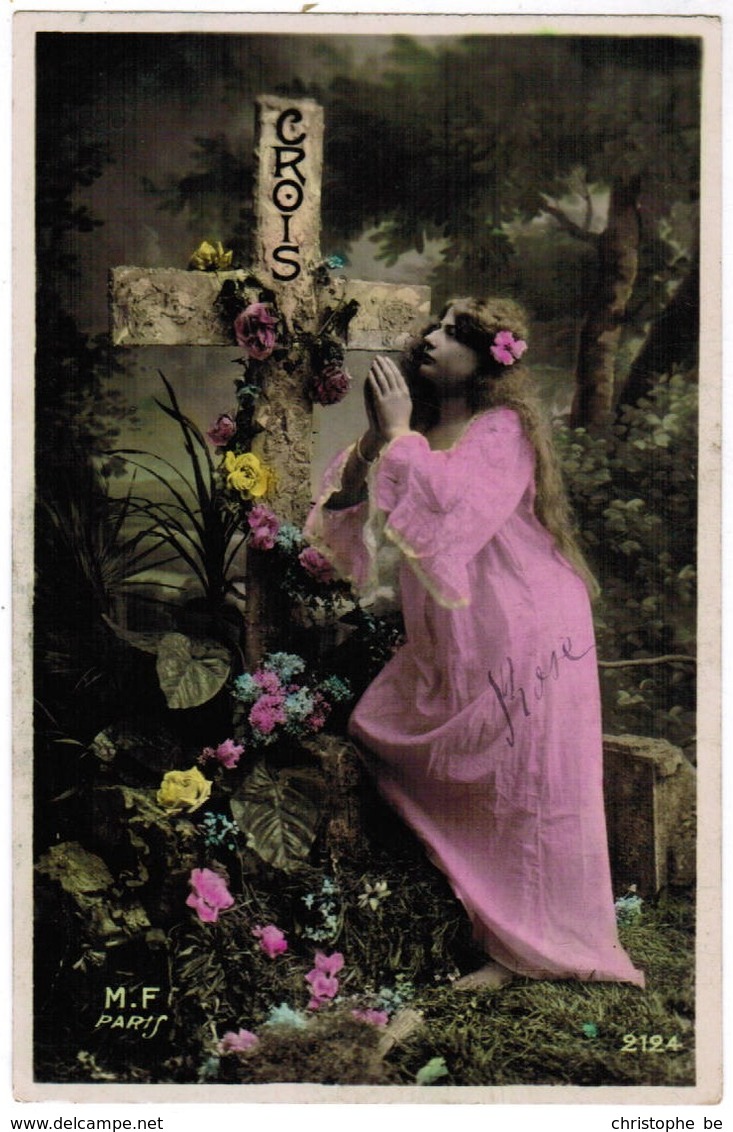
312,363,351,406
234,302,278,360
219,1028,259,1053
207,413,237,446
253,923,288,959
247,504,281,551
298,546,335,584
186,868,234,924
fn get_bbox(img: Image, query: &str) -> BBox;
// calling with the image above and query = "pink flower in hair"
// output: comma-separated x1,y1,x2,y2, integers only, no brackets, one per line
305,950,344,1010
305,969,339,1010
490,329,528,366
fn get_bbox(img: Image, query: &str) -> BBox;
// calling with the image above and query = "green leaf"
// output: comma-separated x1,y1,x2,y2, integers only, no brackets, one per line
230,762,323,871
155,632,231,709
416,1056,449,1085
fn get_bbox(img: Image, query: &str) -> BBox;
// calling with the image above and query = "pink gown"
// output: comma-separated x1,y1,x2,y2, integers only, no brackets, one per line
305,407,644,985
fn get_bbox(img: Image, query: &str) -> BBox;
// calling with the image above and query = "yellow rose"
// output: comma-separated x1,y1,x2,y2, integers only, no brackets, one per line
224,451,271,499
188,240,233,271
157,767,212,814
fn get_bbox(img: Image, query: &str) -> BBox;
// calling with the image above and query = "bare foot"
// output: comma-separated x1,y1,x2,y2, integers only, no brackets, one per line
452,961,515,990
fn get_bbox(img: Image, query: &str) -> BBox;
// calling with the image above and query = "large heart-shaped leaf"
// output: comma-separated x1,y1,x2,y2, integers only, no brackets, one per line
230,762,323,871
156,632,231,710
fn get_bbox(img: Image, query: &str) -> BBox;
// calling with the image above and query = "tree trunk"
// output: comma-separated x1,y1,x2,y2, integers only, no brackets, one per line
615,251,699,413
570,175,642,431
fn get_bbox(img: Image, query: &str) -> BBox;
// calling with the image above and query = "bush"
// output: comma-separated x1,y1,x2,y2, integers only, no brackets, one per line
556,369,697,751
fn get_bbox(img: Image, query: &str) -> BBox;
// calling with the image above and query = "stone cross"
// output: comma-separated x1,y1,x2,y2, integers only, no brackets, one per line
110,94,430,664
110,94,431,527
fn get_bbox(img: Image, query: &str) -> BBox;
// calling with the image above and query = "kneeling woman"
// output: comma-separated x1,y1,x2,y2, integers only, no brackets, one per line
305,296,643,989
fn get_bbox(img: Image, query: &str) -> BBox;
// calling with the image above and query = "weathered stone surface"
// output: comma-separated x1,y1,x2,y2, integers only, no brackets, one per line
109,266,237,347
254,95,323,294
110,267,432,353
250,353,314,526
317,278,432,350
603,733,696,896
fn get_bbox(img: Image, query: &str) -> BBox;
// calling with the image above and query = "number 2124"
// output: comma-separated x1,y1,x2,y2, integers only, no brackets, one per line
620,1034,683,1054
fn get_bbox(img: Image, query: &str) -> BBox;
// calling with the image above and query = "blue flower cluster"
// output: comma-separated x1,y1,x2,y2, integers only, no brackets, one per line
301,876,340,943
263,1003,308,1030
199,811,238,852
374,975,416,1015
274,523,305,555
264,652,307,683
614,892,644,925
318,675,352,703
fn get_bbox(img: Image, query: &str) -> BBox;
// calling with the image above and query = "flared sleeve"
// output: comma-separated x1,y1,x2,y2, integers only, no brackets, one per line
373,408,535,608
303,445,372,589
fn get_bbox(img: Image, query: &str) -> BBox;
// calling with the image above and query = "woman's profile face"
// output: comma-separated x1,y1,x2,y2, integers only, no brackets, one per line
419,307,480,388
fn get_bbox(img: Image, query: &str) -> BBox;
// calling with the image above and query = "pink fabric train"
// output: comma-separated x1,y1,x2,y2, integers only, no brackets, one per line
305,407,644,985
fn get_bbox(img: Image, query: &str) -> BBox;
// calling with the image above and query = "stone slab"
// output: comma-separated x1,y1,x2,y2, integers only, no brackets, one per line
603,733,696,896
301,731,697,901
110,267,432,350
254,95,323,289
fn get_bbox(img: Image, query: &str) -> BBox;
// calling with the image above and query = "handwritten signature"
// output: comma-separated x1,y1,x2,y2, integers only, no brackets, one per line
488,637,596,747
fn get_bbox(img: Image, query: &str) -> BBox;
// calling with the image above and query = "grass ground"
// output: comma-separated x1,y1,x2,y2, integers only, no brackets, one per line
214,891,695,1089
382,896,694,1087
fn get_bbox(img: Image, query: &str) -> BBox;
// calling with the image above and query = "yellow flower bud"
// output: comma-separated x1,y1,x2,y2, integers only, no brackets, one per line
188,240,233,271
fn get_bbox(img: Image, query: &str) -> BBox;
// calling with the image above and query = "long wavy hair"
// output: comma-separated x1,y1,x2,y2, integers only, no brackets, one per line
402,296,599,598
